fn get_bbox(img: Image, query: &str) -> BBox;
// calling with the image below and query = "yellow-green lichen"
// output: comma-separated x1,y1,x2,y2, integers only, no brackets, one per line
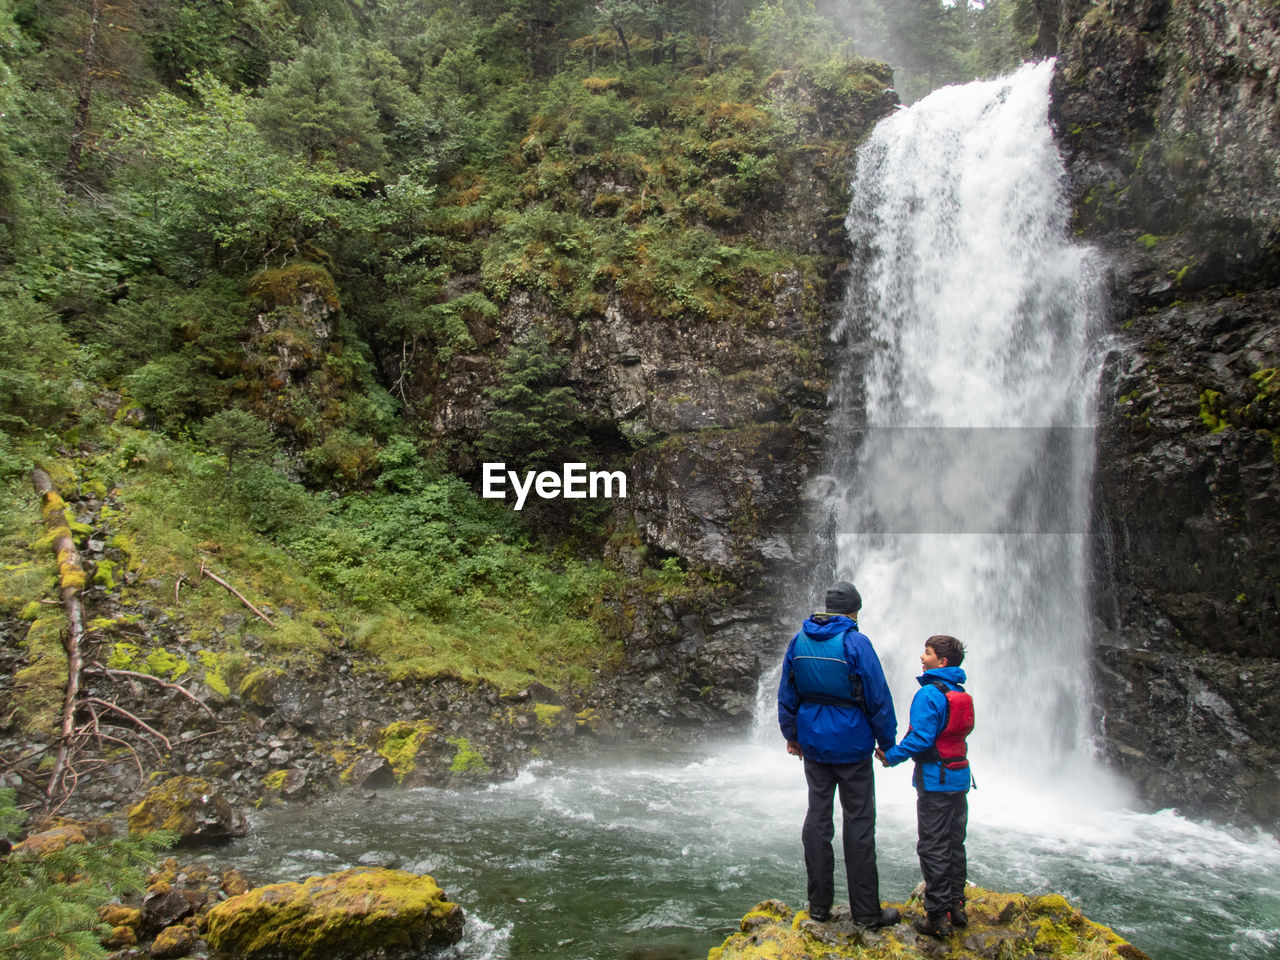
533,703,564,727
239,668,283,707
446,736,489,775
376,720,435,783
197,650,231,697
708,888,1147,960
204,867,463,959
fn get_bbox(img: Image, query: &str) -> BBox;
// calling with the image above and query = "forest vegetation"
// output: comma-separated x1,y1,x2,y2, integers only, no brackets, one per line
0,0,1035,717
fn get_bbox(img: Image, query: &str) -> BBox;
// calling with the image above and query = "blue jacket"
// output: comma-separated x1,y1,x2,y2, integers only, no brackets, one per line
883,666,971,792
777,615,897,764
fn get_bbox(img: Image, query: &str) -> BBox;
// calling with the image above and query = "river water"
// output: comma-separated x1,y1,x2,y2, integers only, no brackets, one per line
219,63,1280,959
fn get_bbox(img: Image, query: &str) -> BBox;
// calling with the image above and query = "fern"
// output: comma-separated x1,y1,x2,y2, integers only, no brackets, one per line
0,789,174,960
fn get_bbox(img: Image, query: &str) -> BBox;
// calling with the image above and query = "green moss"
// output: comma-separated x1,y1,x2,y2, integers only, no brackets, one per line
93,558,118,590
126,776,229,839
143,647,190,680
709,887,1143,960
246,262,341,313
262,769,289,790
197,650,231,697
533,703,564,727
205,867,463,960
376,720,435,783
446,736,489,775
1199,389,1229,432
239,667,283,706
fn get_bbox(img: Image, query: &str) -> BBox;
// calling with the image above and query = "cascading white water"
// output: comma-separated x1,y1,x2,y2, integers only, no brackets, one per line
813,60,1116,793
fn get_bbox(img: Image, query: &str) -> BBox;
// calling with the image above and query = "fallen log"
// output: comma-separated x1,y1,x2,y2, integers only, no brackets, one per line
30,467,87,812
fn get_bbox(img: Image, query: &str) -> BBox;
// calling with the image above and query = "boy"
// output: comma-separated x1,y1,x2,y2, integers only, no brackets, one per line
876,635,974,938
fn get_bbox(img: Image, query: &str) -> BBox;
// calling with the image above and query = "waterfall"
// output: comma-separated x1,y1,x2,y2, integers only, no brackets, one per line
808,60,1115,793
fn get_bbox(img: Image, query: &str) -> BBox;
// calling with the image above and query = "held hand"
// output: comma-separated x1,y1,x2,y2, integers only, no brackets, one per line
874,747,889,767
786,739,804,759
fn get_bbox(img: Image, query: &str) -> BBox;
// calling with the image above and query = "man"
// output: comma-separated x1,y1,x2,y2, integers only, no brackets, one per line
777,581,900,928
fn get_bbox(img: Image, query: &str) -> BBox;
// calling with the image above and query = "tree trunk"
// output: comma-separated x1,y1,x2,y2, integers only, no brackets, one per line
63,0,103,188
30,468,88,812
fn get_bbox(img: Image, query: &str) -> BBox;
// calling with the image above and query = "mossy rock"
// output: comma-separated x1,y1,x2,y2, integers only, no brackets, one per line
204,867,465,960
239,668,284,709
247,262,341,314
127,777,246,847
708,888,1151,960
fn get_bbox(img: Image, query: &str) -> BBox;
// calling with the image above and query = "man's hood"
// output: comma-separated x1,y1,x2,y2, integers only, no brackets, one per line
801,613,855,640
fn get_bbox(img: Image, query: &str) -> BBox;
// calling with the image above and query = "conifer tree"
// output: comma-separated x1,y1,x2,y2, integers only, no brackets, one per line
0,788,171,960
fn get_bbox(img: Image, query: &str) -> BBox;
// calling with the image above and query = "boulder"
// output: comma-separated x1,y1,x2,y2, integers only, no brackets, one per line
127,777,247,846
204,867,464,960
708,888,1150,960
150,923,196,959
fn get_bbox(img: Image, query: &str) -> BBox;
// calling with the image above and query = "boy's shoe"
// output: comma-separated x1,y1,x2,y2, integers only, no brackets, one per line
852,906,901,929
950,901,968,928
806,907,830,923
914,912,953,938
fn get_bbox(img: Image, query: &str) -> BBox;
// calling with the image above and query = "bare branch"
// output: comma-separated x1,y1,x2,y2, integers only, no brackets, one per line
85,697,172,751
199,560,276,627
88,661,218,719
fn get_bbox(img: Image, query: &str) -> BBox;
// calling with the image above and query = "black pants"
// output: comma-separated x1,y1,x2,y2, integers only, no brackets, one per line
916,788,968,916
802,757,880,918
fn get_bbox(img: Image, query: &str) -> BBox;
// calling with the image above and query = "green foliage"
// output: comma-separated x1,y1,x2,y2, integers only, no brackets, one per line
147,0,294,91
480,329,587,468
0,788,173,960
0,291,77,435
201,410,277,470
112,74,372,270
253,31,389,173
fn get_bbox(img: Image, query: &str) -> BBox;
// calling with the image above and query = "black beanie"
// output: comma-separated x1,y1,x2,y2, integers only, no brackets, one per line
826,581,861,614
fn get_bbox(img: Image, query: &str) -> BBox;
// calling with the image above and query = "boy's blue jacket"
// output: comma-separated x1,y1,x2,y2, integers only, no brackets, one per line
777,615,897,764
883,666,971,792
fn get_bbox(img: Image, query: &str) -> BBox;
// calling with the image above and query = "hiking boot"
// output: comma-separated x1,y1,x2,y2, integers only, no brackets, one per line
950,900,968,928
914,912,952,938
852,906,901,929
806,906,830,923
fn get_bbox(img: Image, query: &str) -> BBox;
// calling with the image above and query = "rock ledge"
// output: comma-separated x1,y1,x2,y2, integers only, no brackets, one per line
710,888,1151,960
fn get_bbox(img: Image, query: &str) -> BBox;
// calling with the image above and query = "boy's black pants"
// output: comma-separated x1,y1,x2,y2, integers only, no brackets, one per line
916,788,968,916
802,757,881,918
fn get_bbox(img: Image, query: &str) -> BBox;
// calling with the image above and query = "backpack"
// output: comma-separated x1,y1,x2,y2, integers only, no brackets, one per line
789,630,868,713
918,679,974,784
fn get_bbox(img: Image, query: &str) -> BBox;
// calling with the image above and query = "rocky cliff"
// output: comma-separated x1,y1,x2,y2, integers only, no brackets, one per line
399,73,897,731
1046,0,1280,826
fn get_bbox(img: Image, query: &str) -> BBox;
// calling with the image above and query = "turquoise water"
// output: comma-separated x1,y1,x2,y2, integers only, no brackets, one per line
220,741,1280,960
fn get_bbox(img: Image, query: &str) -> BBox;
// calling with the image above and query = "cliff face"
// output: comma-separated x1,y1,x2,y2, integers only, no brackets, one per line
1047,0,1280,826
400,75,897,730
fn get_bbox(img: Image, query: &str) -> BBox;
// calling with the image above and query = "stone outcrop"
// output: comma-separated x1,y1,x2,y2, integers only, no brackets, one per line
204,867,464,960
1045,0,1280,826
397,76,896,732
709,889,1150,960
126,776,247,846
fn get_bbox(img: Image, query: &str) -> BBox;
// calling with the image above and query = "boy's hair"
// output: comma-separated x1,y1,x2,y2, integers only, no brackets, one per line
925,634,965,667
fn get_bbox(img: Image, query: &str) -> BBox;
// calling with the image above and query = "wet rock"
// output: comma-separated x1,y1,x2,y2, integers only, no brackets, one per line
149,924,195,959
348,754,395,790
710,888,1148,960
204,867,464,960
1044,0,1280,828
142,889,198,930
127,777,247,847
